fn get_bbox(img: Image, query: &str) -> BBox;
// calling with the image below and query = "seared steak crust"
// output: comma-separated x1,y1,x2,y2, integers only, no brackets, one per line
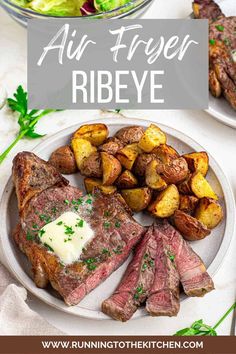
102,227,156,322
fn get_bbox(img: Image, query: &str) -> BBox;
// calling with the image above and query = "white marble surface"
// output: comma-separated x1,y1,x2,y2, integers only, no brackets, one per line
0,0,236,336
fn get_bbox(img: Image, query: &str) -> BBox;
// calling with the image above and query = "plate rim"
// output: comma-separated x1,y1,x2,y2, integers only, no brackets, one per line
0,117,235,320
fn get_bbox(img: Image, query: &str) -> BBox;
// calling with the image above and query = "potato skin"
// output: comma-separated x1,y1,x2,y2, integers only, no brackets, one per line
152,144,179,164
101,152,122,186
148,184,180,218
116,170,138,189
174,210,211,241
133,153,156,177
98,137,124,155
80,152,102,178
179,195,199,214
178,173,192,195
145,160,167,191
194,197,223,229
121,187,152,212
71,138,97,170
115,126,145,144
183,152,209,177
49,145,77,174
84,178,117,194
157,157,189,185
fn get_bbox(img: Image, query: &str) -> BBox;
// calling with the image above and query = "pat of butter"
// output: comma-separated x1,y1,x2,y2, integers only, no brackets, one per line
40,211,94,264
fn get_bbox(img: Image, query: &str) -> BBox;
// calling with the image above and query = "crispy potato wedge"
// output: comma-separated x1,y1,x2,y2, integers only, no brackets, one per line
116,170,138,189
152,144,179,164
49,145,77,175
133,153,156,177
190,172,218,200
116,144,140,170
71,138,97,170
145,160,167,190
101,152,122,186
98,137,124,155
156,157,189,185
174,210,211,241
148,184,179,218
84,178,117,194
183,152,209,177
73,124,108,146
80,152,102,178
115,126,145,144
194,197,223,229
179,195,199,214
121,187,152,212
178,173,192,195
138,124,167,153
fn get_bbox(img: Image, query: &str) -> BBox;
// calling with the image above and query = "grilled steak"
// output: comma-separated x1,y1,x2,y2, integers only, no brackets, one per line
13,152,68,212
102,226,156,322
13,152,144,306
157,221,214,297
146,227,180,317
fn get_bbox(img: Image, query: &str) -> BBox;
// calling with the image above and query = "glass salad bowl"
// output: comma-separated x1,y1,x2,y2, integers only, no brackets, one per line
0,0,154,27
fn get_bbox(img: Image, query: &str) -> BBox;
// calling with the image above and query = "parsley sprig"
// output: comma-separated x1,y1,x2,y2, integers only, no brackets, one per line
0,85,58,164
174,302,236,336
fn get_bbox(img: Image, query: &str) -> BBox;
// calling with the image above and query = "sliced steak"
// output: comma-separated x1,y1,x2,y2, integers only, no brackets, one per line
102,226,156,322
157,220,214,297
146,227,180,317
193,0,224,20
13,152,68,212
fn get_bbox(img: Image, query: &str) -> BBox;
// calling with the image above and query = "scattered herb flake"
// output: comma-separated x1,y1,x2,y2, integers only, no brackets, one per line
103,221,110,229
44,243,54,252
26,232,34,241
64,199,70,205
38,229,45,238
57,221,63,226
209,39,215,45
215,25,224,32
115,221,121,228
76,219,84,228
104,211,110,217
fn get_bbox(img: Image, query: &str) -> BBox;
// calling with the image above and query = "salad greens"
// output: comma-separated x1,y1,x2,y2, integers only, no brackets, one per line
174,302,236,336
0,85,57,165
11,0,131,16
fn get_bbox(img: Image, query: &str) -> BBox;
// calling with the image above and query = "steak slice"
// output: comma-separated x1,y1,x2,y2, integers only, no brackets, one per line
16,180,144,305
146,227,180,317
157,221,214,297
13,152,68,212
192,0,224,20
102,226,156,322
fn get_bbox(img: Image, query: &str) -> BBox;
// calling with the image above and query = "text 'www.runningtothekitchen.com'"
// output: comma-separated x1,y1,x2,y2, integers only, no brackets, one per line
41,340,204,351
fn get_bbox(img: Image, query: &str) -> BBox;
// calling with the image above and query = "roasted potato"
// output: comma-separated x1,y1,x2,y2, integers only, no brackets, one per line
209,69,222,98
48,145,77,174
178,173,192,195
145,160,167,190
148,184,179,218
121,187,152,212
80,152,102,178
156,157,189,185
101,152,122,186
183,152,209,177
98,137,124,155
192,2,200,18
190,172,218,200
72,123,108,146
71,138,97,170
133,153,156,177
84,178,117,194
116,144,140,170
116,170,138,189
194,197,223,229
174,210,211,241
138,124,167,153
152,144,179,164
115,126,145,144
179,195,199,214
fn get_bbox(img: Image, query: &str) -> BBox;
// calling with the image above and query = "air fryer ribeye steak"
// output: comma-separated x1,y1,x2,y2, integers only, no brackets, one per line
13,152,145,306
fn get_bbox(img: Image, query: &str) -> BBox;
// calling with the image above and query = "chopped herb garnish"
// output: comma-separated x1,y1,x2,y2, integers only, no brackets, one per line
57,221,63,226
115,221,121,228
26,232,34,241
86,198,92,204
215,25,224,32
84,258,97,271
224,38,231,46
167,251,175,262
74,206,79,211
113,246,123,255
76,219,84,228
64,199,70,205
38,229,45,238
134,285,144,300
85,258,96,264
104,211,110,217
103,221,110,229
142,263,148,271
39,214,51,224
44,243,54,252
64,225,75,235
149,259,154,267
209,39,215,45
87,264,96,271
51,207,57,213
144,253,148,259
59,261,65,268
102,248,111,256
32,223,38,229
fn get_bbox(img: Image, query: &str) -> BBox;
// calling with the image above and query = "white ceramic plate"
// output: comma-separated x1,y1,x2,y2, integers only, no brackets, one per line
190,0,236,128
0,118,235,320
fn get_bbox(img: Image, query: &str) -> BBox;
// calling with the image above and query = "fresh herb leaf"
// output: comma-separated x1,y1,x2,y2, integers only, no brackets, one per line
215,25,224,32
44,243,54,252
115,221,121,228
0,86,58,164
103,221,110,229
209,39,216,45
76,219,84,228
57,221,63,226
26,232,34,241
